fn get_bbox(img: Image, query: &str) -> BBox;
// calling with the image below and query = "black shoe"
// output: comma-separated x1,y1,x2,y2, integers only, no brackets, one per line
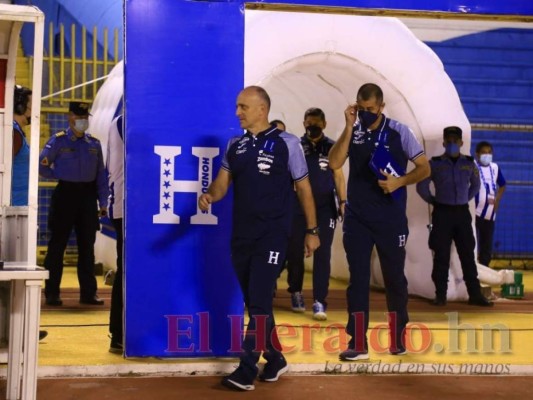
221,367,255,391
79,296,104,305
389,347,407,356
259,355,288,382
431,298,447,306
39,330,48,341
109,340,123,354
339,348,369,361
45,296,63,306
468,296,494,307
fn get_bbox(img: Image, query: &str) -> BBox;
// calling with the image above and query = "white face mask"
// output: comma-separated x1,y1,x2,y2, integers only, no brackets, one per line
74,119,89,133
480,154,492,166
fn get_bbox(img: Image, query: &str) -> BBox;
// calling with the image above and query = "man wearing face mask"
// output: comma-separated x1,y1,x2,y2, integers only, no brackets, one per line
330,83,430,361
417,126,492,307
474,141,506,267
39,101,109,306
285,107,346,320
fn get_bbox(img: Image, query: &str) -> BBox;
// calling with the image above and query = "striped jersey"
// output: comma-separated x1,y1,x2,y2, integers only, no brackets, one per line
475,161,506,221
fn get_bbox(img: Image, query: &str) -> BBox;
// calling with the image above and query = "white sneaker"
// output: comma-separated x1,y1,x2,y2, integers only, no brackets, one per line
312,301,327,320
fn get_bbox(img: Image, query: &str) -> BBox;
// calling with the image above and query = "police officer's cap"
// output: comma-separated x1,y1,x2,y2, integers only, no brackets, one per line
443,126,462,139
69,101,91,116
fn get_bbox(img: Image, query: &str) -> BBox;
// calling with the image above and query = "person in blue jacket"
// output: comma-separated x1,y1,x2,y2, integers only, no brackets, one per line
39,101,109,307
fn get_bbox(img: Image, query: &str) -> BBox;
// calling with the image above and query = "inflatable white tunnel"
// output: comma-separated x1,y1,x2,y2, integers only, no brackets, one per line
92,11,513,301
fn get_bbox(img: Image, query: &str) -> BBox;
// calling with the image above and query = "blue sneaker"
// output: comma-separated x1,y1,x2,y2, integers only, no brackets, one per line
221,367,255,391
312,301,327,320
259,355,288,382
290,292,305,312
339,348,369,361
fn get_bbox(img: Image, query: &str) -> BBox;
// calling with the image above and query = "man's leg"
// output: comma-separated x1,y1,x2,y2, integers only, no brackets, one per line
343,211,374,354
44,185,75,302
312,209,336,308
374,217,409,353
75,195,99,301
456,208,488,303
429,206,454,302
476,216,495,267
109,218,123,352
286,213,306,296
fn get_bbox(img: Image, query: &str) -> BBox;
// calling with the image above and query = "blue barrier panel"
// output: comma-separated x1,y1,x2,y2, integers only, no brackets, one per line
124,0,244,357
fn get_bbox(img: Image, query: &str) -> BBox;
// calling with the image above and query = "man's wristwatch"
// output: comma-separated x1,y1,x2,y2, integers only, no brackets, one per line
305,226,320,236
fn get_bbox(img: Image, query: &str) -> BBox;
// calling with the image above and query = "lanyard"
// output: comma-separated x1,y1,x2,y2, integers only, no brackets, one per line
374,120,388,147
477,161,496,193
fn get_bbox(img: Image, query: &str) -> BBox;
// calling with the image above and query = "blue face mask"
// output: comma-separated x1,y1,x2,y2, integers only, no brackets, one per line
358,110,379,130
480,154,492,166
445,143,460,157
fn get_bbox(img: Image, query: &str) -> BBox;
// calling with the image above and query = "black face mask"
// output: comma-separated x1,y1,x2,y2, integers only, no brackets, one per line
307,125,322,139
358,110,379,131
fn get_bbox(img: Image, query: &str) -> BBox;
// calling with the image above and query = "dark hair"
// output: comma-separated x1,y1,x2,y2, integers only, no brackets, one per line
246,85,271,110
304,107,326,121
443,126,462,139
357,83,383,104
14,85,32,115
270,119,286,129
476,141,493,153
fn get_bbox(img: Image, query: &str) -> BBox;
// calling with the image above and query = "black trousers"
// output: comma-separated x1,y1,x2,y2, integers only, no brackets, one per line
343,209,409,353
285,207,336,305
231,234,287,381
44,181,100,300
429,204,482,300
476,216,495,267
109,218,123,340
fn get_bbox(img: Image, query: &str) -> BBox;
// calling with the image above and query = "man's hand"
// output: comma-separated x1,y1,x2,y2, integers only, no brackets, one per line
304,234,320,258
198,193,213,212
338,202,346,222
378,169,403,194
344,104,357,126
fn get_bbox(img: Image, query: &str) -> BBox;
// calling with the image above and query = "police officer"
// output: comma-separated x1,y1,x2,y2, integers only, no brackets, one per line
416,126,493,307
285,107,346,320
199,86,319,391
39,101,109,306
329,83,430,361
12,85,32,206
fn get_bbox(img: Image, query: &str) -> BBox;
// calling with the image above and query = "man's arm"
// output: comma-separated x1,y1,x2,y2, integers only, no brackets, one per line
39,136,57,179
379,154,431,194
294,177,320,257
468,162,481,201
329,105,356,170
416,176,434,204
332,167,346,219
198,168,232,211
13,129,23,156
494,185,506,212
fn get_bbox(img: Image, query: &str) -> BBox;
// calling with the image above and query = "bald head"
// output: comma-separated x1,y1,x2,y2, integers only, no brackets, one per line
236,86,272,134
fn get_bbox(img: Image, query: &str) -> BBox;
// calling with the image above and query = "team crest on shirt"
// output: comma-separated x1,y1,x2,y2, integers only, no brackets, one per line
236,136,249,155
257,150,274,175
318,154,329,171
352,129,366,145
